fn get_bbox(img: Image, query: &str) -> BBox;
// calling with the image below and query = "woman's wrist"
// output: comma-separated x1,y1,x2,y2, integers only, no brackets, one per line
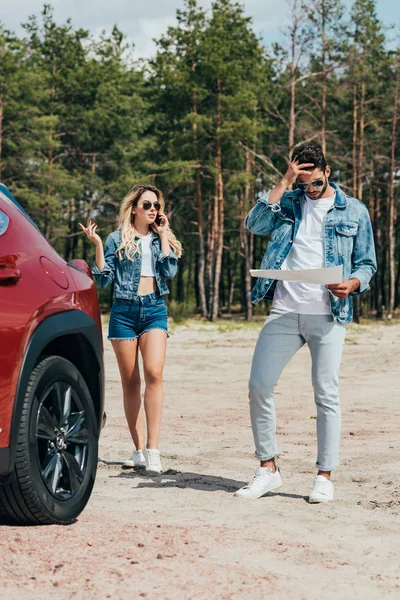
159,230,171,256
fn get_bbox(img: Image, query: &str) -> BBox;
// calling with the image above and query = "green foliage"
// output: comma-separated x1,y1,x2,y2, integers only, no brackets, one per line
167,299,197,323
0,0,399,319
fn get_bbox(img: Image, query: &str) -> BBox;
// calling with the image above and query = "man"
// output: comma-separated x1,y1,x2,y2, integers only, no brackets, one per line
235,143,376,503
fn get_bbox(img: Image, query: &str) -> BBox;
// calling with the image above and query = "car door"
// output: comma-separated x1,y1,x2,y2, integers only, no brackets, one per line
0,191,72,448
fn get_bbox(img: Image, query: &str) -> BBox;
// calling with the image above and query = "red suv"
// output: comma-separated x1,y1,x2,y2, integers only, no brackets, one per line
0,184,104,525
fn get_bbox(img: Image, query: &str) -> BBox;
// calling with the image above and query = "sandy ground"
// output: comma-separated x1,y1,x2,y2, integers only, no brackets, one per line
1,318,400,600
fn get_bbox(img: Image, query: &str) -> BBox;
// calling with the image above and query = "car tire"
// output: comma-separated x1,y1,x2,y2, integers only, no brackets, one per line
0,356,98,525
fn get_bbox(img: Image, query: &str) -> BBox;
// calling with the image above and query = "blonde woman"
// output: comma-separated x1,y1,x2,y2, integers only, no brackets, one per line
79,184,182,474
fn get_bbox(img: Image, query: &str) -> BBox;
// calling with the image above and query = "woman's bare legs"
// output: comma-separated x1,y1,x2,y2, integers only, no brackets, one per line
111,339,145,450
139,329,167,449
111,330,167,451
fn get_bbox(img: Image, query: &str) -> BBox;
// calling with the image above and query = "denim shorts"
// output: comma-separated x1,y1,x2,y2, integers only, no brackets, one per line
108,292,168,341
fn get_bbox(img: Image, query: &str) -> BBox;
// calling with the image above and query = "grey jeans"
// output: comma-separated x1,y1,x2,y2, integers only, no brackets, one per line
249,309,347,471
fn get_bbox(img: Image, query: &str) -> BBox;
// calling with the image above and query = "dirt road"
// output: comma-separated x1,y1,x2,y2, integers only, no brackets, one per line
2,320,400,599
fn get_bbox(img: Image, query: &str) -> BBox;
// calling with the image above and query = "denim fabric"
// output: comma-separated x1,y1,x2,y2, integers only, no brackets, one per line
245,183,377,323
108,292,168,340
92,229,178,299
249,309,346,470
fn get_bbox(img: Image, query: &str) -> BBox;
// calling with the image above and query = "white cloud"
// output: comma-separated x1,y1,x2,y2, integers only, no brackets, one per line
131,16,179,59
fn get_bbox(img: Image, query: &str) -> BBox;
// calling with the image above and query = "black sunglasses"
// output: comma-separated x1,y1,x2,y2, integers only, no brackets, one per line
297,179,325,191
141,200,161,211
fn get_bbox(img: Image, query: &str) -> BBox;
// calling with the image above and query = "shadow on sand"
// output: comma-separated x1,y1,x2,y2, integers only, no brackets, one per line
108,468,309,500
111,468,246,493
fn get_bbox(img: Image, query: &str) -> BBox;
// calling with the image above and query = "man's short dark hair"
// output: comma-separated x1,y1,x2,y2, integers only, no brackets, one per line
291,143,327,171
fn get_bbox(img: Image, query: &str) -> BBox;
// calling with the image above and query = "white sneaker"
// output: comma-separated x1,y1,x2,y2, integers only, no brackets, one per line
309,475,334,503
143,447,162,474
234,467,283,499
122,450,146,470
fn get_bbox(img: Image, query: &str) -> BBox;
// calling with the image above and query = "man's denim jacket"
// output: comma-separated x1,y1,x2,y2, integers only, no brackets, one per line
245,183,377,323
92,229,178,298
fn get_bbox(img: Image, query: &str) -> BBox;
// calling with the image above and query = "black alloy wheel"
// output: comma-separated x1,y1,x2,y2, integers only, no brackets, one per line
0,356,98,525
36,381,89,501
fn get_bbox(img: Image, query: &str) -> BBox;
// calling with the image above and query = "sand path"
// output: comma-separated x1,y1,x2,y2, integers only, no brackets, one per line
1,320,399,599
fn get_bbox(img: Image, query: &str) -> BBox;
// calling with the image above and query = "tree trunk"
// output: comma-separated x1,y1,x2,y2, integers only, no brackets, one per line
194,257,200,310
395,235,400,309
352,82,358,198
352,79,360,323
387,49,399,319
210,79,224,321
196,167,207,316
226,234,232,314
228,278,235,314
207,203,216,314
191,64,208,318
374,180,383,318
357,81,365,202
381,235,387,312
186,247,193,305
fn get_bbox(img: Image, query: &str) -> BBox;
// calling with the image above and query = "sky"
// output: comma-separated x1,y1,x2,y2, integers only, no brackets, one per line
1,1,400,59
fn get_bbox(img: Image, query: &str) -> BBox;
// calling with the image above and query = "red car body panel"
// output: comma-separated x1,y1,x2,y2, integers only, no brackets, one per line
0,188,102,449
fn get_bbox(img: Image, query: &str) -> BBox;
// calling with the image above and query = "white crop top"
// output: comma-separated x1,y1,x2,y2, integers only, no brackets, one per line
141,234,156,277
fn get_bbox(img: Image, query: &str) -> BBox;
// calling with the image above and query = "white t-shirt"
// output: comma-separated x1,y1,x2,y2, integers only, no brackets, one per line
141,234,156,277
272,193,335,315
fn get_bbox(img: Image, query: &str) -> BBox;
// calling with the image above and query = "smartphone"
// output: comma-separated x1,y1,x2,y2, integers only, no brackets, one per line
155,213,163,226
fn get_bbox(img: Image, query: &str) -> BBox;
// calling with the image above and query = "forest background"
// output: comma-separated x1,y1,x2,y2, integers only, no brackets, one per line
1,0,399,322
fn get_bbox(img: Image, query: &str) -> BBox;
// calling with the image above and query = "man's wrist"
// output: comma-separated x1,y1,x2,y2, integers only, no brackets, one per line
268,178,291,205
280,176,292,189
349,278,360,292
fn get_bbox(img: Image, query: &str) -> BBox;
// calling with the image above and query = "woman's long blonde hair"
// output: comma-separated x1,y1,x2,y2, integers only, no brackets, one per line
116,184,182,260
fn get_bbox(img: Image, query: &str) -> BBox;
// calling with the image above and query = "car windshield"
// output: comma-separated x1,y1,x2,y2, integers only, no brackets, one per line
0,184,42,234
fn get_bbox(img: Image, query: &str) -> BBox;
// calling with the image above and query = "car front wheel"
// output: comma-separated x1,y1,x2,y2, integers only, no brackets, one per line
0,356,98,525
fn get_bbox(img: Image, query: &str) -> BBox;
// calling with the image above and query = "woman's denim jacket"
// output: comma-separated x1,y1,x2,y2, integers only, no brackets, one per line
246,183,377,323
92,229,178,298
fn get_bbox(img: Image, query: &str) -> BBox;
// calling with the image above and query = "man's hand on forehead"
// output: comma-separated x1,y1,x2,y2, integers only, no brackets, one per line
283,160,315,187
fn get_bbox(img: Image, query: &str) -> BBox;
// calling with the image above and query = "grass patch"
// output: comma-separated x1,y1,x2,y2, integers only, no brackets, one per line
167,300,197,324
216,320,263,333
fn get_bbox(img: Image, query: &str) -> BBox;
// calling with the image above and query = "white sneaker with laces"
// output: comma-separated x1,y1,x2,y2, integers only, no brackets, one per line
143,447,162,474
234,467,283,499
309,475,334,503
122,450,146,470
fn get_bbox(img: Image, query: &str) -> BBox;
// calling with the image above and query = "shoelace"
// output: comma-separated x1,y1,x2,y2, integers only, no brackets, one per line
244,468,274,488
146,450,160,470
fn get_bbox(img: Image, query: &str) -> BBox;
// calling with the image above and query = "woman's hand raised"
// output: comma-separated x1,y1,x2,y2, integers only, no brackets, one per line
78,219,102,246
